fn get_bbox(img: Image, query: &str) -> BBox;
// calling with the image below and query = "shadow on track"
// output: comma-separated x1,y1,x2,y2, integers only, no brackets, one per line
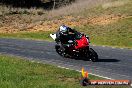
97,58,120,62
74,58,120,62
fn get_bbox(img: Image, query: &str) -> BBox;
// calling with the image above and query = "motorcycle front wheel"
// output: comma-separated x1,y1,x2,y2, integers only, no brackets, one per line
89,48,98,62
55,44,70,58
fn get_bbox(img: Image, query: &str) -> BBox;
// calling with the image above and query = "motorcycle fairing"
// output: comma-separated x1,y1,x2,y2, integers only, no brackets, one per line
50,34,56,40
75,36,89,49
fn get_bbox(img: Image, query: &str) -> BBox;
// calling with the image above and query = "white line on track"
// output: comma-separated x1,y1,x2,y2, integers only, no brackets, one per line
111,47,116,49
57,66,113,80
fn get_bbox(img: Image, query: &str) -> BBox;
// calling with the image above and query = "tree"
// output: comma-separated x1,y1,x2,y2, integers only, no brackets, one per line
52,0,75,8
0,0,76,9
53,0,56,10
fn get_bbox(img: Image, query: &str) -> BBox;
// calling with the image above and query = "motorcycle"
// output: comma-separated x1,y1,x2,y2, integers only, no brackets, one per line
50,32,98,62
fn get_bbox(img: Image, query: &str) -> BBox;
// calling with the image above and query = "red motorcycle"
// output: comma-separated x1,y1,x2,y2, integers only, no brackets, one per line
50,32,98,62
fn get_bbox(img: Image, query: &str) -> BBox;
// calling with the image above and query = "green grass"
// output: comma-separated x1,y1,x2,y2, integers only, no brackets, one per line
0,31,53,41
0,54,88,88
0,54,129,88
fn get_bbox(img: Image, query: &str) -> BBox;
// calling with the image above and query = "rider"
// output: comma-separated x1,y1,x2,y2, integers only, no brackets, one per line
55,25,79,56
55,25,78,44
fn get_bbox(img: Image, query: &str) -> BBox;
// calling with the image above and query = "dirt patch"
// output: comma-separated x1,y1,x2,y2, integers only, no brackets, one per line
89,14,125,25
19,14,125,30
0,15,89,33
29,16,89,31
58,76,78,83
0,14,126,33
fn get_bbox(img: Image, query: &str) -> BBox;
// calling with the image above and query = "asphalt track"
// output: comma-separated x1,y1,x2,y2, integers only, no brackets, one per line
0,38,132,81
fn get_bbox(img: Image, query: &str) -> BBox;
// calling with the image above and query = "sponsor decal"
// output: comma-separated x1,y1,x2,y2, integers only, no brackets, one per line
80,67,131,86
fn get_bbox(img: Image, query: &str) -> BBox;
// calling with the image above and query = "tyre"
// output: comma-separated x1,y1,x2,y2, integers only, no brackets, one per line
55,45,70,58
55,45,62,55
89,48,98,62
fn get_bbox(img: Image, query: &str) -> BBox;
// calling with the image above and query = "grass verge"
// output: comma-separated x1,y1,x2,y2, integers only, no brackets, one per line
0,31,53,41
76,17,132,49
0,54,130,88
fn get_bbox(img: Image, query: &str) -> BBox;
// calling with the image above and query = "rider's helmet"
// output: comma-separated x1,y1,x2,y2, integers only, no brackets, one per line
59,25,68,35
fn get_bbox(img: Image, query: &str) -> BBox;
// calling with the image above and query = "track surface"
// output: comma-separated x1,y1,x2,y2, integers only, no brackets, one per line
0,38,132,80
